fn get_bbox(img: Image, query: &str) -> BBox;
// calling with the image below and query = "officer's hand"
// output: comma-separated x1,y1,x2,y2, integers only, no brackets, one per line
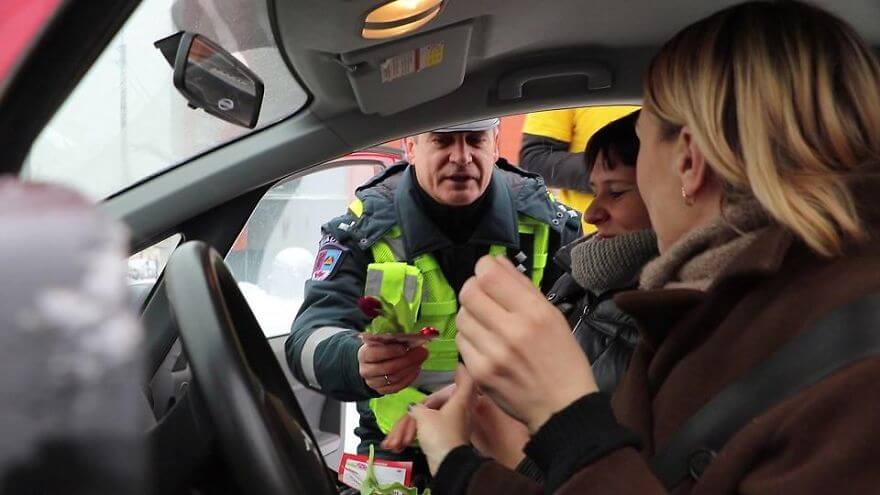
358,339,429,395
381,384,457,453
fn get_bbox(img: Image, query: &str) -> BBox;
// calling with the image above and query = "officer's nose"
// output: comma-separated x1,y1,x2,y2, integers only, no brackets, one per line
584,199,609,226
449,135,471,165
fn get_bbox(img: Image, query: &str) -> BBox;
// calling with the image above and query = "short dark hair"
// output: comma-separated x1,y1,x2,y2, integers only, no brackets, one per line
584,109,641,172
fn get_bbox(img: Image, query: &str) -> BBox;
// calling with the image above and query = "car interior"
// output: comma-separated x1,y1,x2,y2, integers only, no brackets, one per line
1,0,878,493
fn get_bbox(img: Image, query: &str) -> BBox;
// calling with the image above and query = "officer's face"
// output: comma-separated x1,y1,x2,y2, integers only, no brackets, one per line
405,129,499,206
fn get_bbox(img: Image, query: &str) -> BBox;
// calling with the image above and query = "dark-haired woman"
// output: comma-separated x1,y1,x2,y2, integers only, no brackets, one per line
549,109,654,395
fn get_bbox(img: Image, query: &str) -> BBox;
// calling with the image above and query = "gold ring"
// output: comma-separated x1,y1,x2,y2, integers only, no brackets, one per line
384,374,392,386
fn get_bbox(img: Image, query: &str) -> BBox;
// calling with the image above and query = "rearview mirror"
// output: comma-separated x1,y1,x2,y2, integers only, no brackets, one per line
154,32,264,128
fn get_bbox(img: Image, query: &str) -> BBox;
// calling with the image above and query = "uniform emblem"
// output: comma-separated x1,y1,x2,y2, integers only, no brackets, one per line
312,243,345,281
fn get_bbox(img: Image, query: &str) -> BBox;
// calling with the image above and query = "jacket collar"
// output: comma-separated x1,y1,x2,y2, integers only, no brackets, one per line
552,235,589,274
614,225,794,350
394,165,519,259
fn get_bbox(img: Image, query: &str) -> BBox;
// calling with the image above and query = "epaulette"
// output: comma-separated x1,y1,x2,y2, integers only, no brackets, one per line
355,162,409,192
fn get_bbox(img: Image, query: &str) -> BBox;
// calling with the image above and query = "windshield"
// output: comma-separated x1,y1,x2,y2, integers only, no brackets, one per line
21,0,307,200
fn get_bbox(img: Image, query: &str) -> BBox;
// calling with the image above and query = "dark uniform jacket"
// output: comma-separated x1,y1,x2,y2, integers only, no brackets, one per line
433,227,880,495
285,160,581,460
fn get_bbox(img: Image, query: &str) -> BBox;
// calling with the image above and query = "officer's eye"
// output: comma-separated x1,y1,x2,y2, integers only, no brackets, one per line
466,134,487,146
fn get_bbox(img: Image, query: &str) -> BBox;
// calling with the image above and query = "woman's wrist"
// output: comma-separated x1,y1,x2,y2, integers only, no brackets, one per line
427,441,468,476
524,393,640,493
527,384,598,433
527,409,554,434
431,445,488,495
498,448,527,470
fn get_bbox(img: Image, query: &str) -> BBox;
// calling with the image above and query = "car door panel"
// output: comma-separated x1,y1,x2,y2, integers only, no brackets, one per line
267,335,344,471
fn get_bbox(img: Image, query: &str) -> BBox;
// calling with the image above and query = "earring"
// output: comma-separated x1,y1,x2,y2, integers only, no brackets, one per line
681,186,695,206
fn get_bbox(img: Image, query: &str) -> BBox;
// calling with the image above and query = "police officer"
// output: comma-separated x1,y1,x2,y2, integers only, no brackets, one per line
285,118,581,484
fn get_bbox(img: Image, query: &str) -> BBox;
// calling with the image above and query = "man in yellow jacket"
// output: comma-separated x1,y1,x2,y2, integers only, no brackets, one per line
520,106,640,233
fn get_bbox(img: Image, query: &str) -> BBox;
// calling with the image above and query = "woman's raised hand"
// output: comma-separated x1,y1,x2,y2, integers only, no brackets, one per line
456,254,598,432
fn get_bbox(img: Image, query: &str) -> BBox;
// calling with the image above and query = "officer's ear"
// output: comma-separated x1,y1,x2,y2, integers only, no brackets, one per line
491,127,500,162
404,135,419,163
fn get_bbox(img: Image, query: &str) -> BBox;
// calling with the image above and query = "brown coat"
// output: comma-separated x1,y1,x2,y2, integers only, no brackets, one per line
467,227,880,494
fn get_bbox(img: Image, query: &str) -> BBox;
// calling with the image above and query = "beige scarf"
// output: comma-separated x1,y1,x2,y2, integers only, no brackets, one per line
639,200,772,291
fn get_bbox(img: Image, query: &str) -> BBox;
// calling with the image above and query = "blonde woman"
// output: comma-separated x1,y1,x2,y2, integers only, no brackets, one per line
409,2,880,494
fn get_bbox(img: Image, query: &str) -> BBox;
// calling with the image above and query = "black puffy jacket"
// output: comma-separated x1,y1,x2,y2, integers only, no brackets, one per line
546,257,639,393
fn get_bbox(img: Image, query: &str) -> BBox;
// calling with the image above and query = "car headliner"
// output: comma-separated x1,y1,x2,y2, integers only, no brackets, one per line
95,0,880,250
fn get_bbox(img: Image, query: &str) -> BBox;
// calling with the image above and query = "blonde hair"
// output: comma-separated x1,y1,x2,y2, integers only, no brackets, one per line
644,1,880,256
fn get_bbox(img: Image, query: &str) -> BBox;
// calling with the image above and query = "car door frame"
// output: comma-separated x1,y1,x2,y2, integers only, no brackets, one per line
139,146,403,476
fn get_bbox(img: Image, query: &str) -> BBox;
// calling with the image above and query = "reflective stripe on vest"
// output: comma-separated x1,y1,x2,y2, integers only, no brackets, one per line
348,198,551,434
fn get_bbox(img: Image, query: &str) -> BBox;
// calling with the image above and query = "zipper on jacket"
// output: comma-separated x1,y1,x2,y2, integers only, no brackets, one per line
571,302,592,336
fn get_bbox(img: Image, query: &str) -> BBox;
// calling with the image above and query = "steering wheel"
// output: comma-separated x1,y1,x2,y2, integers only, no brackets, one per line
164,241,336,495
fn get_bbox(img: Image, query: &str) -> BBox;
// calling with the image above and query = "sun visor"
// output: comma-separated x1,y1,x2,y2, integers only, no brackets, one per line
340,23,472,116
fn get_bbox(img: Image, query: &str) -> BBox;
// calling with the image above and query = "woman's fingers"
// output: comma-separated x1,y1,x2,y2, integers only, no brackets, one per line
381,415,412,451
383,415,418,453
382,386,454,452
471,256,525,312
455,325,479,367
423,384,456,409
457,278,511,334
472,255,545,313
402,412,419,447
493,254,536,290
456,328,502,391
455,307,509,367
470,395,530,469
450,366,476,408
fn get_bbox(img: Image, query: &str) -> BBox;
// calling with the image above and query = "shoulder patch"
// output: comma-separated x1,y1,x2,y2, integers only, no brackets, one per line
311,242,348,281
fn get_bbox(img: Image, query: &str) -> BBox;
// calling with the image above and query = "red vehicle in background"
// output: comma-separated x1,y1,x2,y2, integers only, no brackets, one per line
0,0,61,83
